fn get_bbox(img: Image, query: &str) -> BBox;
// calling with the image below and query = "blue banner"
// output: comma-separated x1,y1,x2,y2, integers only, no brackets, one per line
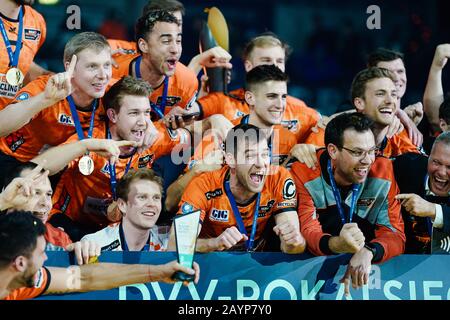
37,252,450,300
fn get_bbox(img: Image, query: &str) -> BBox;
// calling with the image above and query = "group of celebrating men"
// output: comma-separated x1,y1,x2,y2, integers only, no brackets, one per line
0,0,449,300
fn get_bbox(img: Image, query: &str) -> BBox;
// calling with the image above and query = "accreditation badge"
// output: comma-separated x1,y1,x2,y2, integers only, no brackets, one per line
78,155,94,176
5,67,24,86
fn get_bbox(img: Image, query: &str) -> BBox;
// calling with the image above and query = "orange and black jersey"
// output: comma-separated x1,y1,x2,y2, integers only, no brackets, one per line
3,267,50,300
50,123,190,229
186,115,297,171
177,165,297,251
198,88,320,143
112,54,198,115
0,75,109,162
0,5,46,109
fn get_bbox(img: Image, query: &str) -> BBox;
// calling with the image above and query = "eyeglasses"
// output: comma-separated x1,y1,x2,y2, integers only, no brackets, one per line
340,146,378,159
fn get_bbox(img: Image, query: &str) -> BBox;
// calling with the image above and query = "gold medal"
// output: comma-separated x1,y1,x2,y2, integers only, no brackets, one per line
5,67,24,86
78,155,94,176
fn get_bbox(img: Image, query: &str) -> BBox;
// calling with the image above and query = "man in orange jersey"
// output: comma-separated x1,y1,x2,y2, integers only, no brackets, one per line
168,123,305,253
112,10,231,125
0,211,200,300
0,0,49,110
32,76,192,241
367,48,423,147
299,67,421,168
290,113,405,296
165,65,299,212
0,32,113,189
198,33,321,142
352,67,420,158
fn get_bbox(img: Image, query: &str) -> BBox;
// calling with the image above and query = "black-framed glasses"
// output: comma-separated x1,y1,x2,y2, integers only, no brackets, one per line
340,146,378,159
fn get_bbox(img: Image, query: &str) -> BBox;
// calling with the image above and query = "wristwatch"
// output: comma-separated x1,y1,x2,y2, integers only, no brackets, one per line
364,243,377,261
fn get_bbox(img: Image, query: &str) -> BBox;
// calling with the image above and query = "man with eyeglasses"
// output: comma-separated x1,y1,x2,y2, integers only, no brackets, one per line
291,112,405,296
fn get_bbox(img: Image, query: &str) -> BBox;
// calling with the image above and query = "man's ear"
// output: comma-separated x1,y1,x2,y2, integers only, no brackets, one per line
137,38,148,54
224,152,236,169
327,143,339,160
13,256,27,272
439,118,448,133
107,108,118,123
354,97,365,112
244,59,253,72
244,90,255,106
117,198,127,217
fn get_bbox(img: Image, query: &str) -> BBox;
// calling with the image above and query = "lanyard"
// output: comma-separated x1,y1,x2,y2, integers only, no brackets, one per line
424,174,434,236
0,6,23,67
135,55,168,119
107,129,135,200
119,222,150,251
327,159,360,225
224,179,261,251
66,96,97,140
241,115,273,163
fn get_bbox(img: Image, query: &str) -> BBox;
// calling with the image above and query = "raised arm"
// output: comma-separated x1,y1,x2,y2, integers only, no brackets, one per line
424,44,450,132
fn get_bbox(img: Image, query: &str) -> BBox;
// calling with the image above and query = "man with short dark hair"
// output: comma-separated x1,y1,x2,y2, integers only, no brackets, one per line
0,211,199,300
169,123,305,254
291,112,405,295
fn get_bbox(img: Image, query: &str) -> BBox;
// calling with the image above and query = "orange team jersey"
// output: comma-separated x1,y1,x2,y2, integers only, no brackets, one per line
186,115,297,171
112,54,198,114
0,5,46,110
107,39,137,54
4,267,50,300
177,165,297,251
45,222,72,248
198,91,249,121
50,123,190,229
306,127,420,158
0,75,109,162
198,88,320,142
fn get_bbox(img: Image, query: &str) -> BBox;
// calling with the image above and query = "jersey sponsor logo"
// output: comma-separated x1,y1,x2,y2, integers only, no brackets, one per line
181,202,194,214
24,28,41,41
283,179,296,200
205,188,223,200
53,187,71,213
138,154,154,168
34,268,44,288
5,131,24,152
16,92,29,101
0,77,19,98
100,162,112,176
357,198,375,207
58,113,74,126
277,200,297,208
259,199,276,217
210,208,229,222
101,240,121,251
272,154,289,166
281,119,299,132
156,95,181,107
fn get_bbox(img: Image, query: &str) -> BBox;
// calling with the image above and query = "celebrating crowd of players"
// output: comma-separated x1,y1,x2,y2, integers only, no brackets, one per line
1,0,450,300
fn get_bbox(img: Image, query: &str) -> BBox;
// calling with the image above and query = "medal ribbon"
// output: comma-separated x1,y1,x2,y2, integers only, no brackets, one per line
0,6,23,68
